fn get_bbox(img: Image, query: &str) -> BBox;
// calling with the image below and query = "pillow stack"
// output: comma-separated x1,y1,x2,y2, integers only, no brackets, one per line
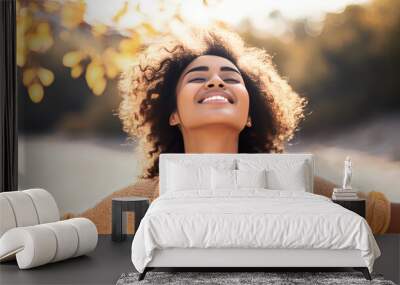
164,157,311,194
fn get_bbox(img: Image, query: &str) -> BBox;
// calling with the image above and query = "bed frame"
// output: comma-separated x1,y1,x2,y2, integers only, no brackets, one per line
138,248,371,280
138,154,372,281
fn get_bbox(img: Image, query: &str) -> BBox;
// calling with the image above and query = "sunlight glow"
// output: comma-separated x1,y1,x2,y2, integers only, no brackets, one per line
85,0,371,36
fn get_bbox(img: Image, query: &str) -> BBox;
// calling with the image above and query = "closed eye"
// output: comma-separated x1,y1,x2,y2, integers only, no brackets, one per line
188,78,206,83
224,78,240,83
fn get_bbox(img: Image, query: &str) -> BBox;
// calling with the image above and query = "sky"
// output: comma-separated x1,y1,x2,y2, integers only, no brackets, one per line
84,0,371,36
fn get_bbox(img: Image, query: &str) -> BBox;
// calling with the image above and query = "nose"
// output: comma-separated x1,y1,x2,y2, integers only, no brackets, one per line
206,75,225,89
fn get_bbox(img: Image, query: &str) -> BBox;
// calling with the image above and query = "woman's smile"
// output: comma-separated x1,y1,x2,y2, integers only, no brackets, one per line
201,95,230,104
196,90,236,104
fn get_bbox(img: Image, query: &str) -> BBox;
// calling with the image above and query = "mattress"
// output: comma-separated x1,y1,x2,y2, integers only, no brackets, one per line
131,189,380,273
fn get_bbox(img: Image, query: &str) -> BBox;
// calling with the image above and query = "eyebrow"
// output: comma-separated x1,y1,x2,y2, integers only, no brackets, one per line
183,65,241,78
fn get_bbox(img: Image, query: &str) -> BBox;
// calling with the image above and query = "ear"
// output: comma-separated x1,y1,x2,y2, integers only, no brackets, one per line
169,111,180,126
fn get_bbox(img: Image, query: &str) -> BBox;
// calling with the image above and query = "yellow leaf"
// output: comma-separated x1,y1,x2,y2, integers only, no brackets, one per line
28,83,44,103
27,30,53,52
71,64,83,78
105,65,118,79
91,23,108,37
23,68,37,86
63,51,84,67
61,1,86,29
17,48,26,67
37,68,54,86
86,60,104,89
92,78,106,96
103,48,120,78
112,1,128,23
37,22,50,35
142,23,158,36
119,35,141,54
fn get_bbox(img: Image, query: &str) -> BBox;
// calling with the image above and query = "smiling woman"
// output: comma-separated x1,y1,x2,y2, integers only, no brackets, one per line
118,26,307,179
168,55,251,154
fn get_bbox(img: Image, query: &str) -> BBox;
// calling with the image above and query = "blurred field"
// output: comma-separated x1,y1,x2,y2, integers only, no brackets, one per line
18,135,141,214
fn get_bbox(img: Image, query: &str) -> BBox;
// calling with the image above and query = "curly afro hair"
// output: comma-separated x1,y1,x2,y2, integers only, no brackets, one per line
118,26,307,180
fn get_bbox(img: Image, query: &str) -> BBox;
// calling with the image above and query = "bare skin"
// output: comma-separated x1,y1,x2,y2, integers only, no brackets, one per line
169,55,251,153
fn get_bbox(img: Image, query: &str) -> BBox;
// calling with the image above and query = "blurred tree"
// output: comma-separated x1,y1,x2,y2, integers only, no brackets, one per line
17,0,220,135
239,0,400,134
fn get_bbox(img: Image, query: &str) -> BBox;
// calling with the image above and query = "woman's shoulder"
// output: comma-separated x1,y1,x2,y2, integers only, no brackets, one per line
313,175,336,198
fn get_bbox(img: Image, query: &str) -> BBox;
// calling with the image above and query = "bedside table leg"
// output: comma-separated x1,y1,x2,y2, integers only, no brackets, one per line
112,201,124,242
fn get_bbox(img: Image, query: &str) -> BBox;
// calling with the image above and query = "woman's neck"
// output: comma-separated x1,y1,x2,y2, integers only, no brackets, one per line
180,125,239,153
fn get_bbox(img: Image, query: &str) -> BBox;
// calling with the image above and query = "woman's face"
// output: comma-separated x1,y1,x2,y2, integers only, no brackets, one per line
171,55,250,131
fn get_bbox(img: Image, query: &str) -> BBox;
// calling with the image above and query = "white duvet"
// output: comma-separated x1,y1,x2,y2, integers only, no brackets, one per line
131,190,380,273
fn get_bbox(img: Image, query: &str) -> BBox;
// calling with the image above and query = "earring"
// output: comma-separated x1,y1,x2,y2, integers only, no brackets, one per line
246,118,252,127
169,117,177,126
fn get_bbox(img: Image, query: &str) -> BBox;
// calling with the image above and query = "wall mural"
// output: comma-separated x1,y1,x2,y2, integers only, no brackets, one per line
17,0,400,234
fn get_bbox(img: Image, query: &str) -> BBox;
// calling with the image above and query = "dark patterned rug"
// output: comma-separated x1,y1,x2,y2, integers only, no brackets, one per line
116,271,396,285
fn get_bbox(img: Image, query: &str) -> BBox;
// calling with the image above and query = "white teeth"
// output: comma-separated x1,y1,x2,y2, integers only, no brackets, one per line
202,95,229,103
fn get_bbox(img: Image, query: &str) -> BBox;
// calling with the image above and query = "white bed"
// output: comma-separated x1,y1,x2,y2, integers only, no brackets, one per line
131,153,380,281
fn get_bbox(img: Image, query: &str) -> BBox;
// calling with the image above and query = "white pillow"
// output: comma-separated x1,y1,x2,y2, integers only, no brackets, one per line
167,162,212,192
212,168,237,190
266,163,308,191
237,159,310,192
236,169,267,188
211,168,268,190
